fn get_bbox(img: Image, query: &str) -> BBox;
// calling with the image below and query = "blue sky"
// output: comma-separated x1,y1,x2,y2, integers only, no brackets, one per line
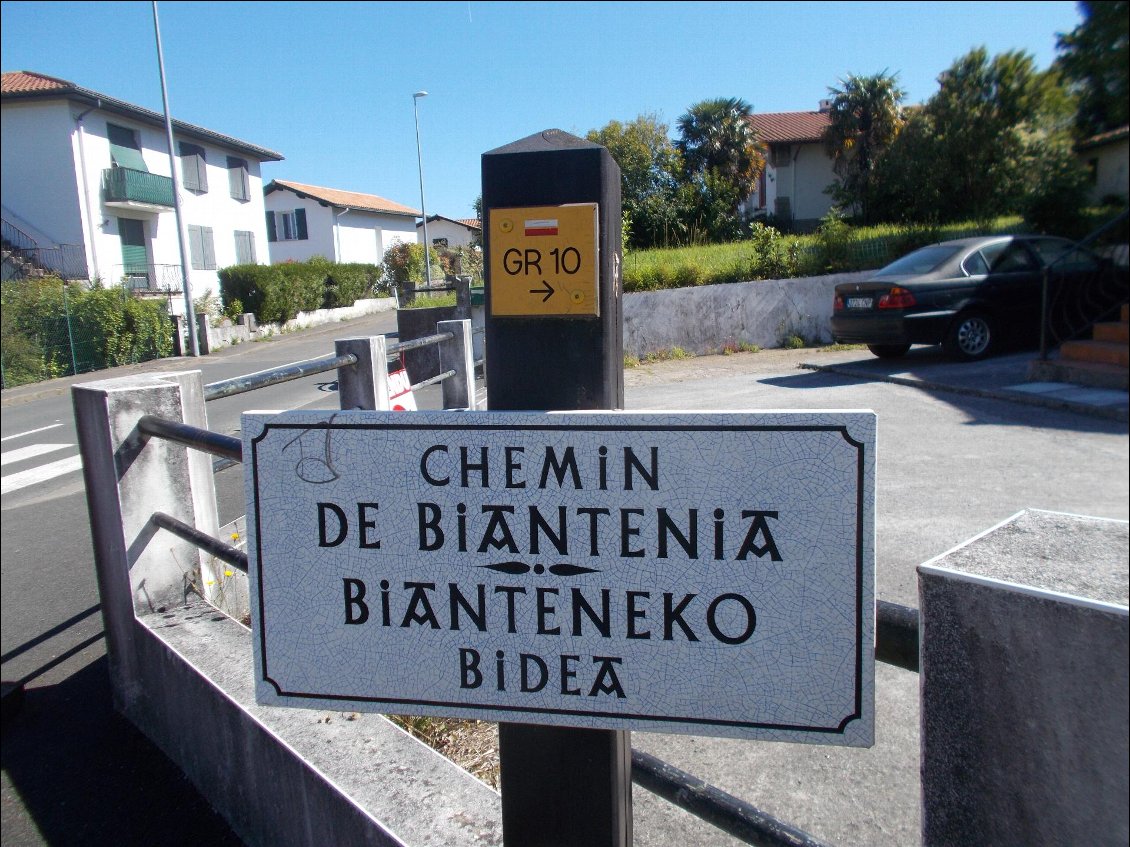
2,1,1082,220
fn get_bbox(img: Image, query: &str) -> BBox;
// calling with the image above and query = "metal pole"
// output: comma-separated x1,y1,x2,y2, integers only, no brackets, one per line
413,91,432,287
152,0,199,357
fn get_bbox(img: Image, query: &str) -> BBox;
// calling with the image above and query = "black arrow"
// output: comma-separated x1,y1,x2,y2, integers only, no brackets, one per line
529,280,554,302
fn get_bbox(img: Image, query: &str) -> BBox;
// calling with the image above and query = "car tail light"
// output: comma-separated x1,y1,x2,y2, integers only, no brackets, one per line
878,286,916,309
833,294,845,311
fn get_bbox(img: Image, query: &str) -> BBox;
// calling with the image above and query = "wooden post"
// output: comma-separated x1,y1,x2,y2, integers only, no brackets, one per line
482,129,630,847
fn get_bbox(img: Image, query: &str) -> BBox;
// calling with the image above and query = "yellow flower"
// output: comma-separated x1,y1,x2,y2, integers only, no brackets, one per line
230,532,240,542
224,570,234,578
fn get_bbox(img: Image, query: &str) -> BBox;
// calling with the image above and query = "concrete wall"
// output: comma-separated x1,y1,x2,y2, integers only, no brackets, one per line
622,269,873,357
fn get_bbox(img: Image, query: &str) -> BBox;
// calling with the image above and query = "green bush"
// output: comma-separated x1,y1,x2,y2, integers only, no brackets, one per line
219,257,384,323
1,277,171,386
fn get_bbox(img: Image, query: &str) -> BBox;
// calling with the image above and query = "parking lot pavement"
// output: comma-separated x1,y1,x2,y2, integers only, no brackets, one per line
796,346,1129,421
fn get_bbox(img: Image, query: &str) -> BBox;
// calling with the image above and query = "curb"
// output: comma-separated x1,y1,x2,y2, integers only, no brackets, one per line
799,362,1129,423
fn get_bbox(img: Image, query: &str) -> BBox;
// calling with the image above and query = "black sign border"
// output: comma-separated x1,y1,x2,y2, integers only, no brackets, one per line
250,419,870,736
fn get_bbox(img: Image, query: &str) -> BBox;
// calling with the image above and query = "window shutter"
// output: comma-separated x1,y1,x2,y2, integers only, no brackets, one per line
227,157,250,200
266,211,277,242
295,208,308,240
202,227,216,270
188,225,204,269
235,231,256,264
179,143,208,193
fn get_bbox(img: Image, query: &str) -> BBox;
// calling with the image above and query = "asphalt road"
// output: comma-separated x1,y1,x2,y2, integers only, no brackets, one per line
2,321,1127,846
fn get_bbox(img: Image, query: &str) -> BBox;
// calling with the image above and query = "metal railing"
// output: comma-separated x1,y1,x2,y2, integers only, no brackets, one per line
112,263,184,293
1038,208,1130,360
2,217,89,281
101,166,175,207
117,322,921,847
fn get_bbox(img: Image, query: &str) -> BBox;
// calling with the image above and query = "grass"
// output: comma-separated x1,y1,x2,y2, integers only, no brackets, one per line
623,215,1026,293
388,715,500,788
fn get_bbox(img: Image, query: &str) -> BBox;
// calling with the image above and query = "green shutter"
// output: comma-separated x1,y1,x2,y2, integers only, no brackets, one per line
202,227,216,270
119,218,147,272
295,208,308,240
188,225,204,269
228,157,250,200
266,211,277,242
107,123,148,172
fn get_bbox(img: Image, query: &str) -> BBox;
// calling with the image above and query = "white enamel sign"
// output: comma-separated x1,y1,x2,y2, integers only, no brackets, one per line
243,410,876,746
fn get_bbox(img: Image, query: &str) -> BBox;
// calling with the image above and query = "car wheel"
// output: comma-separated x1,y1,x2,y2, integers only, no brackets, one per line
867,344,911,359
944,311,994,361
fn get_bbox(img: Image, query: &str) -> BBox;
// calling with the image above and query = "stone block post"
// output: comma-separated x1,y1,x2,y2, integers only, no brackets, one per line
73,371,220,704
918,509,1129,845
335,336,390,411
438,319,477,410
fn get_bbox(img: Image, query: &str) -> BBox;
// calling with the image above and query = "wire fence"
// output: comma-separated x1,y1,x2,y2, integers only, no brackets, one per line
1,275,174,389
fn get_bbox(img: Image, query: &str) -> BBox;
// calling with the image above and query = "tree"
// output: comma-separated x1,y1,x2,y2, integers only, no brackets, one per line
675,97,764,242
823,72,905,224
875,48,1065,223
586,115,685,248
1055,0,1129,137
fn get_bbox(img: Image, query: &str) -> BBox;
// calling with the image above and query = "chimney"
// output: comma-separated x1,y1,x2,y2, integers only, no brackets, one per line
818,99,833,113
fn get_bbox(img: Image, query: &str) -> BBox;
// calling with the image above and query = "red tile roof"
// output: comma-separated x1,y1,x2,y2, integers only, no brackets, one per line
1076,125,1130,151
2,70,283,161
746,111,832,144
269,179,419,217
418,214,481,230
1,70,73,93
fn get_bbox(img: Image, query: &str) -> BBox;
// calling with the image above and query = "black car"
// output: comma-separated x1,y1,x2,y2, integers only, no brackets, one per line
830,235,1126,360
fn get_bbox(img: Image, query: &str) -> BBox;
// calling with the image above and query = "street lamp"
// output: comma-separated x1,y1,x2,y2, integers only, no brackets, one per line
412,90,432,287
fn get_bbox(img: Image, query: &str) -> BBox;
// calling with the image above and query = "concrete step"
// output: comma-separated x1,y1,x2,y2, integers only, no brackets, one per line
1094,321,1130,344
1059,339,1130,368
1028,358,1130,392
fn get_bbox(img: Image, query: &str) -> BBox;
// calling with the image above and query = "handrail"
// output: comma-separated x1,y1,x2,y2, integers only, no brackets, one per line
204,352,358,401
138,415,242,462
388,331,454,355
1038,208,1130,359
632,749,833,847
152,512,248,572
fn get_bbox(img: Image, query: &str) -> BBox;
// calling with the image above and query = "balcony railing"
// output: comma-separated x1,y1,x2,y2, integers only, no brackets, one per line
112,263,184,294
102,167,175,209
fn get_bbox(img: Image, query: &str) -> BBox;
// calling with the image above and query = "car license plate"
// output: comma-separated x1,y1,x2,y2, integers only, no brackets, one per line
846,297,873,309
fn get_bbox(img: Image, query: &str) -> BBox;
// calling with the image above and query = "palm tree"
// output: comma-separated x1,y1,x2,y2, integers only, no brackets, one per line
675,98,764,241
823,73,905,223
676,97,762,187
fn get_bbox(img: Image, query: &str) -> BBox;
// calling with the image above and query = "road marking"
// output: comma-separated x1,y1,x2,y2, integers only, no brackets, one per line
1,423,64,442
1,455,83,495
1,443,71,466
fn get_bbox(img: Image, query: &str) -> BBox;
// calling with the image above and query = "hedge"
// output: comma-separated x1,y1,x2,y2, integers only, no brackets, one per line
218,257,385,324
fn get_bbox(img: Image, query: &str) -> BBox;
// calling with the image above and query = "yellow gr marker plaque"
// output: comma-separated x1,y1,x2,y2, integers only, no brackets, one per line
488,203,599,317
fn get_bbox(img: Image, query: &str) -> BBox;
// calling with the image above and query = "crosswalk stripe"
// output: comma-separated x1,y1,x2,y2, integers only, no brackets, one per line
1,455,84,495
1,423,64,442
1,443,71,466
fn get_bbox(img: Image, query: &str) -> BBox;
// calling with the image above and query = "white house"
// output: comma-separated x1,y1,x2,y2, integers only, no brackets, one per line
745,106,836,232
263,180,419,265
0,70,282,312
1076,125,1129,207
416,214,481,248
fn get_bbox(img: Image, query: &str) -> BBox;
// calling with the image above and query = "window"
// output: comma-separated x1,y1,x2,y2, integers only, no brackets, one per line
227,157,250,201
433,237,449,248
234,230,256,264
179,143,208,193
187,225,216,270
986,242,1038,273
107,123,147,171
266,208,308,242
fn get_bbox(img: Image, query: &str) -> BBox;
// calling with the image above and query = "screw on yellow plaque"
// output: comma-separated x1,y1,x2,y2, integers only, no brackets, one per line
488,203,599,317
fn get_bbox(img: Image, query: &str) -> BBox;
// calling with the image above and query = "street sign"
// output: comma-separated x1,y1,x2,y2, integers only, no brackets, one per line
488,203,599,317
243,408,876,746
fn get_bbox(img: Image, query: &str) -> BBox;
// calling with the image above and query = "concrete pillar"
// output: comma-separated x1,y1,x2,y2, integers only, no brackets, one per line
73,371,221,702
335,336,390,411
195,313,212,355
918,509,1129,846
437,319,476,410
